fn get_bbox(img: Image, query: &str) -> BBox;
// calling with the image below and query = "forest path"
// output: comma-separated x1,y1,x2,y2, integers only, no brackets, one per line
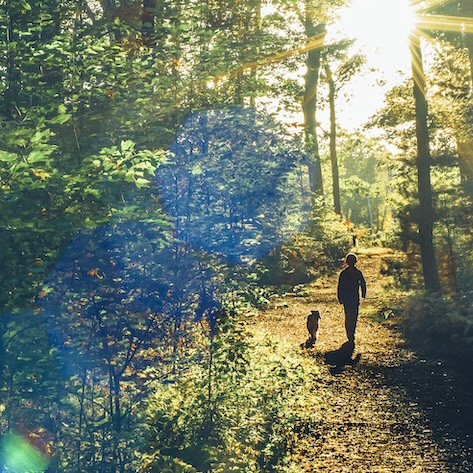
249,248,473,472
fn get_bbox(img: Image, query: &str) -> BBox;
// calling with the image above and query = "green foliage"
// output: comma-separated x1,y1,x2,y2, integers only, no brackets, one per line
380,254,420,290
331,133,392,232
0,133,168,311
143,326,320,473
63,140,168,224
0,309,63,437
33,230,237,471
402,293,473,359
259,211,350,286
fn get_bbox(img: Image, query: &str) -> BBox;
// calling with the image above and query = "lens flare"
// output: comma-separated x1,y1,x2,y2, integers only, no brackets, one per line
221,31,327,82
0,432,50,472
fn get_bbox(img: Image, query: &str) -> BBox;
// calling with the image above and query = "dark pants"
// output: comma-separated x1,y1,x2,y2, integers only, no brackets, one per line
343,302,359,342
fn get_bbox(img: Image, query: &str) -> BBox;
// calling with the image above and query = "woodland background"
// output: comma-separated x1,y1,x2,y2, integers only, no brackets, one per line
1,0,473,471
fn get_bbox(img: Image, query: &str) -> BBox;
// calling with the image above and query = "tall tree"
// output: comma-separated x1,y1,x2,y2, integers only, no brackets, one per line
409,32,442,293
303,18,326,200
454,0,473,196
459,0,473,80
325,63,340,213
322,44,364,215
295,0,347,205
421,0,473,196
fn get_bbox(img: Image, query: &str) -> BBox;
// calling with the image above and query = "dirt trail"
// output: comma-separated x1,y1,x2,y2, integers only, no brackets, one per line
251,248,473,472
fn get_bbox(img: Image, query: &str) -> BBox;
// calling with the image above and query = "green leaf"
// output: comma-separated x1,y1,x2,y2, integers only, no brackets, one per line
0,151,17,162
49,113,71,125
84,188,102,198
28,150,49,163
191,165,203,176
124,171,135,182
120,140,135,153
135,178,150,188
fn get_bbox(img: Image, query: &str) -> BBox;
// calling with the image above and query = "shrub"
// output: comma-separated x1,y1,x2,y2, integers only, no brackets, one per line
141,330,320,472
258,212,350,286
401,293,473,358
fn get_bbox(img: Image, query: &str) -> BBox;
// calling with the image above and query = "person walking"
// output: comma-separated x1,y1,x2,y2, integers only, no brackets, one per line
337,253,366,344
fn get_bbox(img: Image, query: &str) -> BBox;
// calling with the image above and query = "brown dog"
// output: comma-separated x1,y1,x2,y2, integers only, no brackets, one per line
304,310,321,348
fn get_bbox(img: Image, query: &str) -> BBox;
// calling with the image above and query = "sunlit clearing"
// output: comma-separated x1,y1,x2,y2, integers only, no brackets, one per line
341,0,417,51
0,432,50,472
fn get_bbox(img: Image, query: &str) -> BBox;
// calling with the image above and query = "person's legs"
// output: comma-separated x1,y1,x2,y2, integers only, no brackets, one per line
343,303,359,342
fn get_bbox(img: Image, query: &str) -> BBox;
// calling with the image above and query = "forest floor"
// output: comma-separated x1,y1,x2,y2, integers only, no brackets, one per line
249,247,473,473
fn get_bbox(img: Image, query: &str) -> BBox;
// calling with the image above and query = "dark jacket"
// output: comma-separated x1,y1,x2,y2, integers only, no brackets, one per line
337,266,366,305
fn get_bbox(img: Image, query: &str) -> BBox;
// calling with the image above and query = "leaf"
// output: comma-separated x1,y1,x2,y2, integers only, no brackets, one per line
191,165,203,176
135,178,150,188
49,113,72,125
84,188,102,198
0,151,17,162
32,169,51,180
124,171,135,182
28,150,49,163
120,140,135,153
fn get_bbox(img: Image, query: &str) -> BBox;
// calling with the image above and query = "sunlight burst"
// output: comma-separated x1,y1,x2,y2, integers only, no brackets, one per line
341,0,418,51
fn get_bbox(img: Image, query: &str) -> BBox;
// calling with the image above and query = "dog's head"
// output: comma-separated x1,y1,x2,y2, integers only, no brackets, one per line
310,310,321,320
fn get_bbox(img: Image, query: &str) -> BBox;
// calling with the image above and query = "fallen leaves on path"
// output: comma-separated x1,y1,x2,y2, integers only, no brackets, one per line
249,248,473,472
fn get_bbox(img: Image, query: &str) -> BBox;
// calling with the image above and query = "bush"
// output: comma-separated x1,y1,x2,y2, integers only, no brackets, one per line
258,212,350,286
141,329,320,472
380,254,420,290
401,293,473,358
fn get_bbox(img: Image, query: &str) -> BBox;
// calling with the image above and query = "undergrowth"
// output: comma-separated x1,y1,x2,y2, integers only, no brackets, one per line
141,330,321,472
401,293,473,360
258,216,350,286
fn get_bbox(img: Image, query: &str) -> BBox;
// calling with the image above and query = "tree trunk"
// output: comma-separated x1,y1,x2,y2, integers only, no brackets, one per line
456,0,473,198
142,0,156,46
409,33,442,293
249,0,261,107
303,16,325,200
3,0,20,119
456,141,473,197
326,64,341,214
460,0,473,80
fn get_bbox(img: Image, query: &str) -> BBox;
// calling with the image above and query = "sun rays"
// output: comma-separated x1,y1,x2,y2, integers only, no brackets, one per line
255,1,472,70
409,1,473,95
226,31,328,80
417,14,473,34
212,0,473,119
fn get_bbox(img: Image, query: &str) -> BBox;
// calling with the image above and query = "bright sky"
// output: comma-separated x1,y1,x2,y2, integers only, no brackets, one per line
326,0,417,130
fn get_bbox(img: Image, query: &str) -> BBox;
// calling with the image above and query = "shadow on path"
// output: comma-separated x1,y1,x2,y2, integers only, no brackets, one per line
324,341,362,374
370,352,473,472
327,345,473,472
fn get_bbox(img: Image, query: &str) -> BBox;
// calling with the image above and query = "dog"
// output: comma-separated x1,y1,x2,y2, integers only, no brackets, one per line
304,310,321,348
